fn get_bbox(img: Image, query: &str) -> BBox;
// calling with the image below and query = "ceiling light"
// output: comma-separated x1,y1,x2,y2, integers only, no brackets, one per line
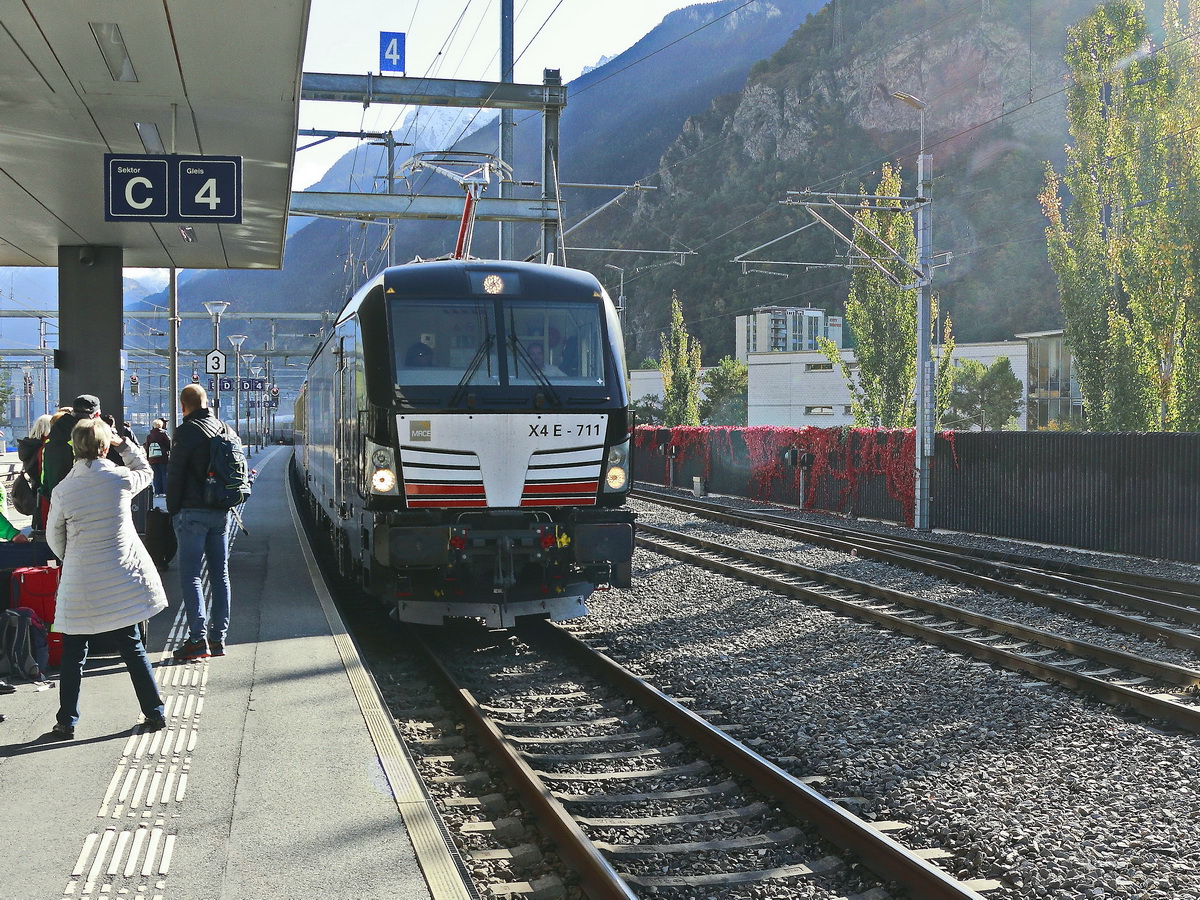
179,226,197,243
136,122,164,154
89,23,138,83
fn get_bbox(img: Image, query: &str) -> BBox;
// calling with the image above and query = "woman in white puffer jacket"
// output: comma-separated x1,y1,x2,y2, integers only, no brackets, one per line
43,417,167,740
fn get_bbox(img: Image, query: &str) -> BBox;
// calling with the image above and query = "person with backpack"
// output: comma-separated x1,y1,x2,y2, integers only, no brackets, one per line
166,384,249,661
15,413,51,527
143,418,171,495
42,416,167,740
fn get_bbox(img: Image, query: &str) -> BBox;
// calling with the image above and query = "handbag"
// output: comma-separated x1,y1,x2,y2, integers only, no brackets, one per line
10,473,37,517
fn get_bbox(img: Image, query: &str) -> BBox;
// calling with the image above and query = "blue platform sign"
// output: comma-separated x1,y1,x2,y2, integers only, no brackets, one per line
379,32,405,72
177,157,241,222
106,156,169,220
104,154,242,223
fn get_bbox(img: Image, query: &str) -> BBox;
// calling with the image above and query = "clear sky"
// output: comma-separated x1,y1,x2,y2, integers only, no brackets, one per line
294,0,709,188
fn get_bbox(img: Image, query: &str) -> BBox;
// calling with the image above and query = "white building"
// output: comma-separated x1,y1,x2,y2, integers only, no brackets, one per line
734,307,843,361
747,340,1029,429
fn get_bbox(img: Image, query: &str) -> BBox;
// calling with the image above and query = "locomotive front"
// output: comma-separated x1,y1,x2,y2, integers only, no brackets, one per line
327,260,634,627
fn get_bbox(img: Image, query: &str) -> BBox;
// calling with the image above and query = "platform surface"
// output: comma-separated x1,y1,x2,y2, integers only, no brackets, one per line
0,447,460,900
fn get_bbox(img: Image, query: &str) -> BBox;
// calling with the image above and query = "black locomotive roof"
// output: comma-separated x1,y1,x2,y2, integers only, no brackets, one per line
336,259,605,325
387,259,602,299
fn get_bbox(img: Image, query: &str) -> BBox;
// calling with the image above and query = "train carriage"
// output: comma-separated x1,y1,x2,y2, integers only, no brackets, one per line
295,259,634,627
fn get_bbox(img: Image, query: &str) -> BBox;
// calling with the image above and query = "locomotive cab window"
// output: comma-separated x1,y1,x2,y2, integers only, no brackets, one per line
393,299,499,387
391,295,611,399
505,300,605,387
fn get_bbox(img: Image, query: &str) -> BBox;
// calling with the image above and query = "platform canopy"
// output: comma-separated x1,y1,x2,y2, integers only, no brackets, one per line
0,0,310,269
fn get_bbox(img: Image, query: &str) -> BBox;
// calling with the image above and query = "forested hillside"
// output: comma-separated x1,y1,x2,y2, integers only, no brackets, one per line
575,0,1118,362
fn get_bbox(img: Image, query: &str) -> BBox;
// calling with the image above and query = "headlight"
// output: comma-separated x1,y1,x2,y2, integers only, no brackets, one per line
371,448,391,468
603,439,630,492
372,468,397,492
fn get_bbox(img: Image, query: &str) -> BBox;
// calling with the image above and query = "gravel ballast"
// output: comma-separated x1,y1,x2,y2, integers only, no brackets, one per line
576,498,1200,900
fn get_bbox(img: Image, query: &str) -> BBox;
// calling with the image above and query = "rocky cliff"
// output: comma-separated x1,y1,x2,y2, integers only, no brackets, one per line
584,0,1106,361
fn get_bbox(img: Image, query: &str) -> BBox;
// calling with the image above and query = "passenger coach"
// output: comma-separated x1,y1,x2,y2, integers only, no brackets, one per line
295,259,634,627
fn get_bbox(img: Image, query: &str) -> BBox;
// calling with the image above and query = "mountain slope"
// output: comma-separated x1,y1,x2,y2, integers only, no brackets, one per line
575,0,1107,361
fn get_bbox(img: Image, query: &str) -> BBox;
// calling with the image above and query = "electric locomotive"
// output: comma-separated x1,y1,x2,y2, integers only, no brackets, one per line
295,259,634,627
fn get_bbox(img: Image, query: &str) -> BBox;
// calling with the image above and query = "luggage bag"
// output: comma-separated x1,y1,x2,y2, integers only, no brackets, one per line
141,508,177,569
11,565,61,666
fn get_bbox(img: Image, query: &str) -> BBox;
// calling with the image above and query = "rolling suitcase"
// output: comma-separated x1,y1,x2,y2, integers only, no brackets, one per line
141,508,177,569
130,485,153,535
11,565,61,667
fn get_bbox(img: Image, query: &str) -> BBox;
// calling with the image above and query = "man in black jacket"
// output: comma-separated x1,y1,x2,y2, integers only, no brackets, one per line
166,384,233,661
41,395,101,505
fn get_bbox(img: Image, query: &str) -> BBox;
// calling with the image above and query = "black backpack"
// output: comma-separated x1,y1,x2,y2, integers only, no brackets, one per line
203,425,252,510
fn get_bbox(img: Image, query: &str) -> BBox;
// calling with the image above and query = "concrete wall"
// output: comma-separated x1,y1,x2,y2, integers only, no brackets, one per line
747,341,1029,429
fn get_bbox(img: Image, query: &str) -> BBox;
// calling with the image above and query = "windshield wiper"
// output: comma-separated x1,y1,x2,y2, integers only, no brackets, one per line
509,335,562,407
449,332,495,407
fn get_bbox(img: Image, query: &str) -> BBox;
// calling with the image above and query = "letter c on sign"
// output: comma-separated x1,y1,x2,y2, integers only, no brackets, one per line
124,176,154,210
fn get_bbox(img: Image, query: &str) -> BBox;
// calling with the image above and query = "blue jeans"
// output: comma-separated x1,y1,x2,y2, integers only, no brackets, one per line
175,508,232,645
151,465,168,495
57,626,164,729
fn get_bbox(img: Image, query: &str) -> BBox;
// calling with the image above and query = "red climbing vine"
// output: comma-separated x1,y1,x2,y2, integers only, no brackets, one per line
634,424,965,528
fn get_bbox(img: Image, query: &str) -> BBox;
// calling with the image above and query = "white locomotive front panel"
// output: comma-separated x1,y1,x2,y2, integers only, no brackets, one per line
398,413,608,508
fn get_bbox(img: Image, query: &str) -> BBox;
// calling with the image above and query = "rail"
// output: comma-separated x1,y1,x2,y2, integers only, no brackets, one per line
414,624,993,899
635,522,1200,733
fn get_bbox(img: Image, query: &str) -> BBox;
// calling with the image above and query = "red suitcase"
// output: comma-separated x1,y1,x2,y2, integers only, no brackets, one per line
12,566,61,666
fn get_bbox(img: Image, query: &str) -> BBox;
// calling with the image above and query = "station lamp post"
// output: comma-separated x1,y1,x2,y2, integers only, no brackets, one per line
891,89,933,532
241,354,255,448
204,301,230,413
227,334,247,439
250,363,263,452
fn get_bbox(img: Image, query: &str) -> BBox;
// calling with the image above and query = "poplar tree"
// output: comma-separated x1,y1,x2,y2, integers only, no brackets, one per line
1041,0,1200,430
818,164,954,428
658,291,703,427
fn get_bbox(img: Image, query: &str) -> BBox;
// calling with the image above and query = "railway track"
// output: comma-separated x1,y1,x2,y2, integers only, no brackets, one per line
630,488,1200,652
412,622,999,900
633,521,1200,732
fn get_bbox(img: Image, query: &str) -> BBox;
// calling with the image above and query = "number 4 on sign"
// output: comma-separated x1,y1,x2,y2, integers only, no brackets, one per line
194,178,220,210
379,32,405,72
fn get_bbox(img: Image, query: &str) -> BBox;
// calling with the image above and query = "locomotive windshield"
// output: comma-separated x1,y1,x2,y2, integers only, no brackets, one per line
392,297,610,394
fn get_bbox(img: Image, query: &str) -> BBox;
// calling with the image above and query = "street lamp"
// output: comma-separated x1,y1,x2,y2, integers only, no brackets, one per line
227,334,247,438
891,89,934,531
241,354,255,449
204,301,230,413
250,364,263,452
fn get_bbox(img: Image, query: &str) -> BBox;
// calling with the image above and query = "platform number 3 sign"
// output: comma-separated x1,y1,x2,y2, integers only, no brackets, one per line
380,32,405,73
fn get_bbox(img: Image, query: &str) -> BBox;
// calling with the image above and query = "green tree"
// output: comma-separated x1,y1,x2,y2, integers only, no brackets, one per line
629,393,664,425
658,291,703,426
1042,0,1200,430
944,357,1024,430
699,355,748,425
818,164,954,428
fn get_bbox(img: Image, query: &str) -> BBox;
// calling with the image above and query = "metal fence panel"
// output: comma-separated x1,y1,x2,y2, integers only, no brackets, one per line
934,432,1200,563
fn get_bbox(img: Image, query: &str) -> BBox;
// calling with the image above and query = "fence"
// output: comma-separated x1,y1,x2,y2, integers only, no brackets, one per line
633,426,1200,564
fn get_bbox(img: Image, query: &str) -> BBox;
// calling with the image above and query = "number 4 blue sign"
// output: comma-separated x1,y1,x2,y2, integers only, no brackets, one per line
380,32,405,72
